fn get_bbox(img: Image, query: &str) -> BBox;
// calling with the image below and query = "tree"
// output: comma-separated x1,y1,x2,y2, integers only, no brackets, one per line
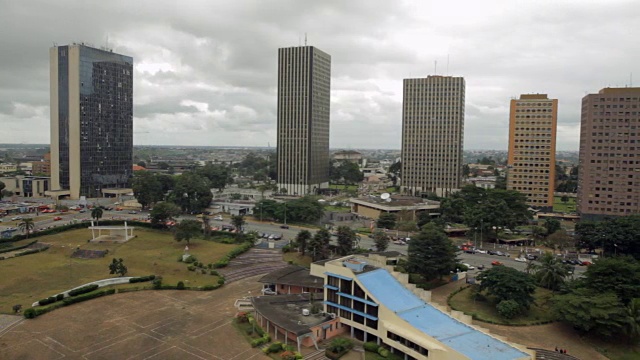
91,207,103,225
574,221,601,252
18,218,35,239
583,257,640,305
308,229,331,261
552,289,625,337
494,176,507,190
544,218,562,236
416,212,432,229
377,213,396,230
0,181,5,200
336,226,356,256
137,160,147,168
372,230,390,252
150,201,181,226
132,171,164,209
295,230,312,255
388,161,401,186
496,299,521,319
231,215,246,233
530,252,571,291
197,163,233,192
170,172,213,213
407,223,458,281
623,298,640,342
108,258,128,277
545,230,574,251
477,265,536,310
173,220,202,245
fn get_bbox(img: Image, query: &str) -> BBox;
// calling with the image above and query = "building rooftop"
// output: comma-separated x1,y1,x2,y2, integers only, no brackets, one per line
259,265,324,289
251,293,332,336
357,269,530,360
350,196,439,210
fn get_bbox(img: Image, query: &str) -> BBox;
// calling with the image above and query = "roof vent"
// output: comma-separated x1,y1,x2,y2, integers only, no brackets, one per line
302,309,310,316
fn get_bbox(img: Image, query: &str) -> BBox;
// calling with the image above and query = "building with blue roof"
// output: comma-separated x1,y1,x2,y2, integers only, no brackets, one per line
310,254,533,360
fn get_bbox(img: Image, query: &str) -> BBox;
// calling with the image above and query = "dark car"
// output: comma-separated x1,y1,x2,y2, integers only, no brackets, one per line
280,224,289,229
488,250,498,255
526,254,538,261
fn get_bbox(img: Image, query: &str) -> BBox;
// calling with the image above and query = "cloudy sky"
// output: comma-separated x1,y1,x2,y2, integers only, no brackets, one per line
0,0,638,150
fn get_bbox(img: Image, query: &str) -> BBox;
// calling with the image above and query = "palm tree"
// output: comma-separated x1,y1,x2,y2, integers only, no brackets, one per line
18,218,35,239
623,298,640,343
532,252,571,291
91,207,104,225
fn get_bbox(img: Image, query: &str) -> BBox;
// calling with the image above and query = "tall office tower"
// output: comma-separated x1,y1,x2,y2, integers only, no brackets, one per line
50,44,133,200
277,46,331,196
507,94,558,211
577,87,640,220
401,76,465,197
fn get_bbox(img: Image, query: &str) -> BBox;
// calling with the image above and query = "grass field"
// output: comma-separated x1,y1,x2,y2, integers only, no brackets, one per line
448,286,555,325
283,252,312,268
329,184,358,191
553,196,576,213
0,228,236,314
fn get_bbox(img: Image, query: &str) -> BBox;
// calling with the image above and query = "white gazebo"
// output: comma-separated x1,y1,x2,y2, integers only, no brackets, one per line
89,221,135,243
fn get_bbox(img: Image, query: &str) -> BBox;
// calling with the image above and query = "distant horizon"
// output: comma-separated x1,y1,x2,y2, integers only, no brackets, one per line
0,143,580,152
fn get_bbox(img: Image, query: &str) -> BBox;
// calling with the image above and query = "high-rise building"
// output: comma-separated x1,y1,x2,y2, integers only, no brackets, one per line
577,87,640,220
50,44,133,200
401,76,465,197
507,94,557,211
276,46,331,196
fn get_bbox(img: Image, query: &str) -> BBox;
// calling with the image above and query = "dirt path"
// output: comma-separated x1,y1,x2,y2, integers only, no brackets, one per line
430,279,608,360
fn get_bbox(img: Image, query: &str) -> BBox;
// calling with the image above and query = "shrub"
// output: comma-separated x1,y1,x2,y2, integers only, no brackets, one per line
280,350,298,360
38,297,57,306
327,338,353,353
56,293,64,301
363,342,379,352
23,308,36,319
63,289,115,306
282,245,291,253
152,277,163,289
176,281,185,290
267,342,283,353
209,270,219,276
217,278,225,285
207,263,213,269
377,347,389,358
68,284,99,297
184,255,196,264
496,299,521,319
129,275,156,283
187,265,196,271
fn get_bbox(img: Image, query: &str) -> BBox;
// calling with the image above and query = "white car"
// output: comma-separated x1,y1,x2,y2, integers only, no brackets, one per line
463,263,475,270
514,257,528,262
474,249,487,254
11,216,22,221
261,288,276,295
213,215,223,221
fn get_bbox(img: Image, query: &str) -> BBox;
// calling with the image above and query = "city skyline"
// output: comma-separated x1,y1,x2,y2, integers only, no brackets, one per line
1,1,639,150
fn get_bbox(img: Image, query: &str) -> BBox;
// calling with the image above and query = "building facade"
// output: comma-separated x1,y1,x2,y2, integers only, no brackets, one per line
577,87,640,220
32,153,51,176
277,46,331,196
507,94,557,210
0,176,49,198
401,76,465,197
50,44,133,199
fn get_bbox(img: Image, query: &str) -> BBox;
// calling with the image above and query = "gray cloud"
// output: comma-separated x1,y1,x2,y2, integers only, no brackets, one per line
0,0,638,149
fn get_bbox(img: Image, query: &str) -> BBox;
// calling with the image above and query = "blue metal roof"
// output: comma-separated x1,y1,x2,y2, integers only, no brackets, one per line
357,269,529,360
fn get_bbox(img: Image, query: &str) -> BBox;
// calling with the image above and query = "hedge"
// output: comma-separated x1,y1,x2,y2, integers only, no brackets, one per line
212,241,253,269
68,284,99,296
363,342,380,352
14,246,49,257
0,240,38,255
25,289,116,319
129,275,156,283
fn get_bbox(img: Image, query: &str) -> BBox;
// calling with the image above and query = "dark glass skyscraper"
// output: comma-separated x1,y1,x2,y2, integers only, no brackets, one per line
50,44,133,199
276,46,331,196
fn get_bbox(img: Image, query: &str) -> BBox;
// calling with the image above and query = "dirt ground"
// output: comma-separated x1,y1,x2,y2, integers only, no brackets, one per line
0,275,269,360
430,280,609,360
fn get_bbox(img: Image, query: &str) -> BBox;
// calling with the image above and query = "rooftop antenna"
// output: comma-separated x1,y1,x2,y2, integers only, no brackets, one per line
631,72,633,87
304,33,307,46
434,60,437,75
298,36,301,46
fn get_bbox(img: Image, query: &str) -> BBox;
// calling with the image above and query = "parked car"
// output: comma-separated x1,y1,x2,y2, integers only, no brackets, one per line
474,249,487,254
462,263,475,270
128,211,137,214
261,288,276,295
491,260,504,266
213,215,223,221
280,224,289,229
488,250,498,255
514,257,528,262
11,216,23,221
526,254,538,261
53,216,63,221
477,264,485,270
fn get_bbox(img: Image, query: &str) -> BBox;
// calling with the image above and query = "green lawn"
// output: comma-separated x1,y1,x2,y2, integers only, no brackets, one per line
329,184,358,191
553,196,576,213
448,286,555,325
324,206,351,213
0,228,235,314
